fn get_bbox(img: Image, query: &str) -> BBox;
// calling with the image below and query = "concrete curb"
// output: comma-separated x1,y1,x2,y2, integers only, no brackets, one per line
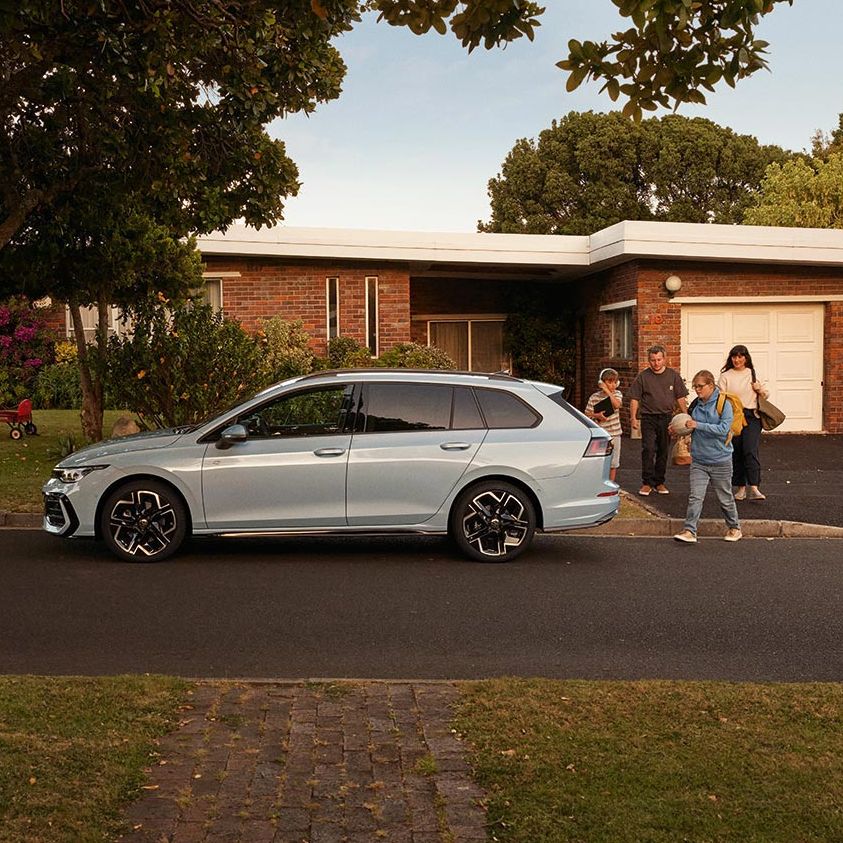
4,510,843,538
568,518,843,539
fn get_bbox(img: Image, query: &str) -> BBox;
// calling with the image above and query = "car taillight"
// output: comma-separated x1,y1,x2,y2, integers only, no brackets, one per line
584,437,613,457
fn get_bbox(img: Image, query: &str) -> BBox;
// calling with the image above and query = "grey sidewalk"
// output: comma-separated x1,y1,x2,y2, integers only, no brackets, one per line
118,681,486,843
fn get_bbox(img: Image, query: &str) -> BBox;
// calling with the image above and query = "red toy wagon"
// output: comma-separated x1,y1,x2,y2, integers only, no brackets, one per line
0,398,37,440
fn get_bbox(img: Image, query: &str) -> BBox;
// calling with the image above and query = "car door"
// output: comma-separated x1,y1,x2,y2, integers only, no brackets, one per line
201,384,354,530
346,383,486,526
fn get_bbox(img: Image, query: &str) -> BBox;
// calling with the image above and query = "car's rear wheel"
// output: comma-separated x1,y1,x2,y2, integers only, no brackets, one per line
100,480,187,562
450,480,536,562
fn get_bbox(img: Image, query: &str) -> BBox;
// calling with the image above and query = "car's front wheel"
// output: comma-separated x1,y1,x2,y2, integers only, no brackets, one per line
100,480,187,562
450,480,536,562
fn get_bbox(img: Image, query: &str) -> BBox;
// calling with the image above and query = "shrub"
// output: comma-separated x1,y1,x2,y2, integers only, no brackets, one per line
107,300,265,428
257,316,314,382
504,297,576,392
34,361,83,409
376,342,457,370
0,296,55,405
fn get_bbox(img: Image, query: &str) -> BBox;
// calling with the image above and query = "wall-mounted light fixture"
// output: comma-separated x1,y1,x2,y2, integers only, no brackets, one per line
664,275,682,295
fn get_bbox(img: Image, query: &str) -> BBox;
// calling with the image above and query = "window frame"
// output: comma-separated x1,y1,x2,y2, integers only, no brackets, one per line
326,276,340,341
608,307,634,359
425,317,510,372
365,275,379,356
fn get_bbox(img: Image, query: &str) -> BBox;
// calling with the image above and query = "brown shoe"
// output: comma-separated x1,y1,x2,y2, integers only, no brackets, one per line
638,485,652,496
655,484,669,495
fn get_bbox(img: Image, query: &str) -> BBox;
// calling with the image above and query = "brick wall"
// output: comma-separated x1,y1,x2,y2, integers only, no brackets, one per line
204,258,411,356
579,263,639,421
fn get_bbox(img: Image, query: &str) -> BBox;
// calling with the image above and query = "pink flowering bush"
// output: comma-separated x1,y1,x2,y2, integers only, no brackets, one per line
0,296,56,406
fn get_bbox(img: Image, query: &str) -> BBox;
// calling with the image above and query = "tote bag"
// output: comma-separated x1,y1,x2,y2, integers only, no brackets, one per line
758,396,786,431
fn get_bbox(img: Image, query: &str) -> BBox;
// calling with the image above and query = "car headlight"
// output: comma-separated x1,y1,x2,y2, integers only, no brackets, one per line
51,465,109,484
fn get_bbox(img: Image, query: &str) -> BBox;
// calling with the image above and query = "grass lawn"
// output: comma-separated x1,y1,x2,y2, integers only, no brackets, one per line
0,409,131,512
455,678,843,843
0,675,187,843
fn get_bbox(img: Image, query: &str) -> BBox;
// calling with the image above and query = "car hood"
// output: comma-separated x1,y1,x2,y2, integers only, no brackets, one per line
57,429,185,466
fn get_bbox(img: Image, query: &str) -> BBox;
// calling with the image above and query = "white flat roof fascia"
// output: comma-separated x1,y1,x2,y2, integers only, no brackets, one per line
589,221,843,267
198,225,590,267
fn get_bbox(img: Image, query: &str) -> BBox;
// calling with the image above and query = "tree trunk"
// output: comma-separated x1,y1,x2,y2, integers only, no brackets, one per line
0,190,42,250
68,302,104,442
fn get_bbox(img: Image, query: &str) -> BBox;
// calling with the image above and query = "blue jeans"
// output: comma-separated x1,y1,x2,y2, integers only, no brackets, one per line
683,460,740,535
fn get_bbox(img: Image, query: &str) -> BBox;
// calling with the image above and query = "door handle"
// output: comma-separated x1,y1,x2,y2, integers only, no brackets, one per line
440,442,471,451
314,448,346,457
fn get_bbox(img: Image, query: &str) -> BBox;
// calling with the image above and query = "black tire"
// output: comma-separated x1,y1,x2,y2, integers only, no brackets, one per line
450,480,536,563
100,479,187,563
10,427,22,440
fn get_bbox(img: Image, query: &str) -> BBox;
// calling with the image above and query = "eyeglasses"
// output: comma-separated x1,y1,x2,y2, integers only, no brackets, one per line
692,383,712,391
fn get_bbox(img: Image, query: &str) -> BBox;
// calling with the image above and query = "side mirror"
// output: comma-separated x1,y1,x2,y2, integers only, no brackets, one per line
215,423,248,449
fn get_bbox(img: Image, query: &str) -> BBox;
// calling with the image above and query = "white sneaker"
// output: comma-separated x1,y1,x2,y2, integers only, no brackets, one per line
673,530,697,543
724,528,743,542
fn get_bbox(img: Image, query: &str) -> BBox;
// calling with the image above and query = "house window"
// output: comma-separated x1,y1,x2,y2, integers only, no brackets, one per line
428,319,509,372
326,277,340,340
609,308,633,359
65,305,132,343
365,276,378,355
202,278,223,313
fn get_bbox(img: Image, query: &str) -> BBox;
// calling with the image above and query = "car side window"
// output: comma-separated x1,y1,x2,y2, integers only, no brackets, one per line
452,386,485,430
474,387,541,429
362,383,452,432
239,386,351,437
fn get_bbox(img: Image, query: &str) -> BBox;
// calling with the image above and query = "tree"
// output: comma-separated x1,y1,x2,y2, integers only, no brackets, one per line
743,153,843,229
560,0,794,119
479,111,791,234
1,1,544,250
0,195,204,441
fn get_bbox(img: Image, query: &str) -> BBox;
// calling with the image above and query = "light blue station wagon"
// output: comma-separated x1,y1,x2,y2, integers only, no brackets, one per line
43,369,619,562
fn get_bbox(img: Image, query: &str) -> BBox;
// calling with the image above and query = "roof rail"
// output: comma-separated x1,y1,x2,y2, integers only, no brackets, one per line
296,368,521,382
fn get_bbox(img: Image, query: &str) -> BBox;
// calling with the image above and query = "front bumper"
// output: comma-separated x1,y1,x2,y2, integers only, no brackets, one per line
43,492,80,536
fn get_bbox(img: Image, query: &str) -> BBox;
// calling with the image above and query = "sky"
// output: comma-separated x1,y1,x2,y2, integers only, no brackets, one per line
272,1,841,233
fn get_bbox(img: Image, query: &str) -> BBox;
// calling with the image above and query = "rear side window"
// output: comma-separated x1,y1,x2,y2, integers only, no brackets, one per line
475,388,540,429
452,387,484,430
363,383,452,432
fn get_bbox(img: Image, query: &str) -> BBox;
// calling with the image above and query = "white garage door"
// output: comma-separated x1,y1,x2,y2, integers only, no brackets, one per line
681,303,824,432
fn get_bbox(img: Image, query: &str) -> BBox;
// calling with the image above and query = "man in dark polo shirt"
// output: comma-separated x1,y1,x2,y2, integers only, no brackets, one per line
628,344,689,496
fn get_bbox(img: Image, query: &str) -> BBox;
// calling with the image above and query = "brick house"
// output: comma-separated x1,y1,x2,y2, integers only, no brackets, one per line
40,220,843,433
196,221,843,434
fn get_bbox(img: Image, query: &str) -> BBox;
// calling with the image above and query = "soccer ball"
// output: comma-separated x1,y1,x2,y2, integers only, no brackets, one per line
669,413,693,436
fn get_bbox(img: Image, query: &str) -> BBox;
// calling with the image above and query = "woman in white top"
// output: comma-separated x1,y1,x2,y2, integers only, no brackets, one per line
717,345,770,501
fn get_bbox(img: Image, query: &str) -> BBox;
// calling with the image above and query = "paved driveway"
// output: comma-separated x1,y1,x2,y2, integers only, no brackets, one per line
617,433,843,527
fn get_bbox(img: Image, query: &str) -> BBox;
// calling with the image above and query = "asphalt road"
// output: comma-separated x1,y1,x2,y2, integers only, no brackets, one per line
1,529,841,682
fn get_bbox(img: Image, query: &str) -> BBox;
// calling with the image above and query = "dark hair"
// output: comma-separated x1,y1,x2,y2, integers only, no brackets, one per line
647,344,666,357
721,345,756,380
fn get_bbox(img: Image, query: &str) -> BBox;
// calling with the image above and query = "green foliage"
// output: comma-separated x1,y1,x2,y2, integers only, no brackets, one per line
323,335,375,369
107,300,266,429
0,295,55,405
504,292,576,391
480,111,792,235
560,0,794,116
258,316,315,382
376,342,458,369
33,361,82,409
744,152,843,229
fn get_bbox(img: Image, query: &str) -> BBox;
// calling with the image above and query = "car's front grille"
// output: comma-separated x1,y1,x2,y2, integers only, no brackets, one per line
44,494,66,528
44,493,79,535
